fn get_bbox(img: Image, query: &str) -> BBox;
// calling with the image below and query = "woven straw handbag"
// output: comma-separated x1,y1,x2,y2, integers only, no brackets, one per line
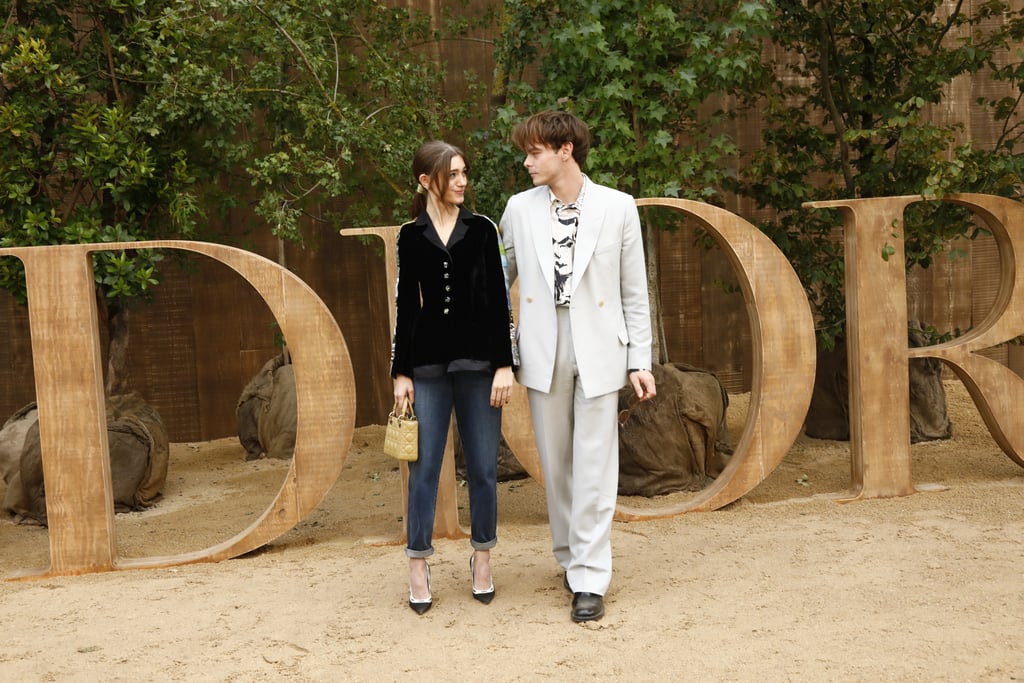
384,398,418,462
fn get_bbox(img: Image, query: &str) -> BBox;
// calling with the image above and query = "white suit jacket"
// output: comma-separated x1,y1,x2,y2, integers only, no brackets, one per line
499,181,653,398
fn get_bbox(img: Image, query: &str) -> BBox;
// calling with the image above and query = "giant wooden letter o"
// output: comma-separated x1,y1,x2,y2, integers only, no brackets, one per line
1,241,355,578
613,199,816,519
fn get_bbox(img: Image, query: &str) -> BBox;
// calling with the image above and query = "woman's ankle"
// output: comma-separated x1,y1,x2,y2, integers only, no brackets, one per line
472,550,491,584
409,558,429,597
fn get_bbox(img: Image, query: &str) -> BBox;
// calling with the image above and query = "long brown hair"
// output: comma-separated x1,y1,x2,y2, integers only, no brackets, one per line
410,140,466,219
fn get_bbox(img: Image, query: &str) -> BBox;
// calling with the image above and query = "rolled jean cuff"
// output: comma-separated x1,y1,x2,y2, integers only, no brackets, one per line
471,537,497,551
405,547,434,559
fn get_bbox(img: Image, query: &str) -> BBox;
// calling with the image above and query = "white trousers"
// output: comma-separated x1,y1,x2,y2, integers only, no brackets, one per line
527,306,620,596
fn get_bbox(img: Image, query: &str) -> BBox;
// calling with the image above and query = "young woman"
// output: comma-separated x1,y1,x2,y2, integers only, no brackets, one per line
391,140,516,615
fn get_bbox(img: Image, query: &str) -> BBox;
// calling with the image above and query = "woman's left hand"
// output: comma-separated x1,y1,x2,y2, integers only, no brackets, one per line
490,367,515,408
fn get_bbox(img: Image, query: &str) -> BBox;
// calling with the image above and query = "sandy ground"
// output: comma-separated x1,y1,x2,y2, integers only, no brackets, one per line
0,379,1023,681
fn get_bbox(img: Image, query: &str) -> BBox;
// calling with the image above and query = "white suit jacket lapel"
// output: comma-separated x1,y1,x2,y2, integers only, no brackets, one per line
530,191,556,296
572,186,603,291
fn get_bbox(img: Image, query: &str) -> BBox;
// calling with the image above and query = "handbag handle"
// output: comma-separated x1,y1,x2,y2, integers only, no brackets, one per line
391,397,415,420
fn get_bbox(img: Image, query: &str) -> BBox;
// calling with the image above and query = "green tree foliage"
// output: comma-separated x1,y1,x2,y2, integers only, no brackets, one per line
0,0,470,290
1,0,471,387
736,0,1024,348
477,0,772,203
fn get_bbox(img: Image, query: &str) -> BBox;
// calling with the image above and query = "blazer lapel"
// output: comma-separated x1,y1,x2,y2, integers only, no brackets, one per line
444,206,473,249
571,186,604,291
529,192,556,296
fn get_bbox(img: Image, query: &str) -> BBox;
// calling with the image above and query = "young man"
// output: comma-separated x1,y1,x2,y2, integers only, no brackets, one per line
499,110,656,622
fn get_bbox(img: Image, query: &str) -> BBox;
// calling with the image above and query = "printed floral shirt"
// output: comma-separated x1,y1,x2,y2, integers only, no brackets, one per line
549,175,589,306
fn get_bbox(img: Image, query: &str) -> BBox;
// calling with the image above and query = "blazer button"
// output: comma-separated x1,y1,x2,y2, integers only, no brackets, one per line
598,300,605,307
443,308,450,315
526,297,533,303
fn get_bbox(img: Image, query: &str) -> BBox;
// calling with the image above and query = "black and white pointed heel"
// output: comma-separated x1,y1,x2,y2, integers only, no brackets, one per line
409,562,432,615
470,554,495,604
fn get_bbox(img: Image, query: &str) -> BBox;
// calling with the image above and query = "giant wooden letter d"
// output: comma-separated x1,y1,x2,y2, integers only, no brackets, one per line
1,241,355,579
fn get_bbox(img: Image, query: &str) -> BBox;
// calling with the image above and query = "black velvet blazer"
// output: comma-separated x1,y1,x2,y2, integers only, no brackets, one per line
390,207,515,378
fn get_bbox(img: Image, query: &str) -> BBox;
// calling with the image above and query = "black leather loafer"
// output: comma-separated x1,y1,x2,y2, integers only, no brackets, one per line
571,592,604,622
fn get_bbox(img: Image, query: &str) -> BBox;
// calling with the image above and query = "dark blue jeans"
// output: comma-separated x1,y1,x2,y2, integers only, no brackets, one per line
406,370,501,557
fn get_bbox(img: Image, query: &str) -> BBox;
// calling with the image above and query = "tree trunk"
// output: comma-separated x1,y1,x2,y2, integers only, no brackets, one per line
642,210,668,365
102,295,132,396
